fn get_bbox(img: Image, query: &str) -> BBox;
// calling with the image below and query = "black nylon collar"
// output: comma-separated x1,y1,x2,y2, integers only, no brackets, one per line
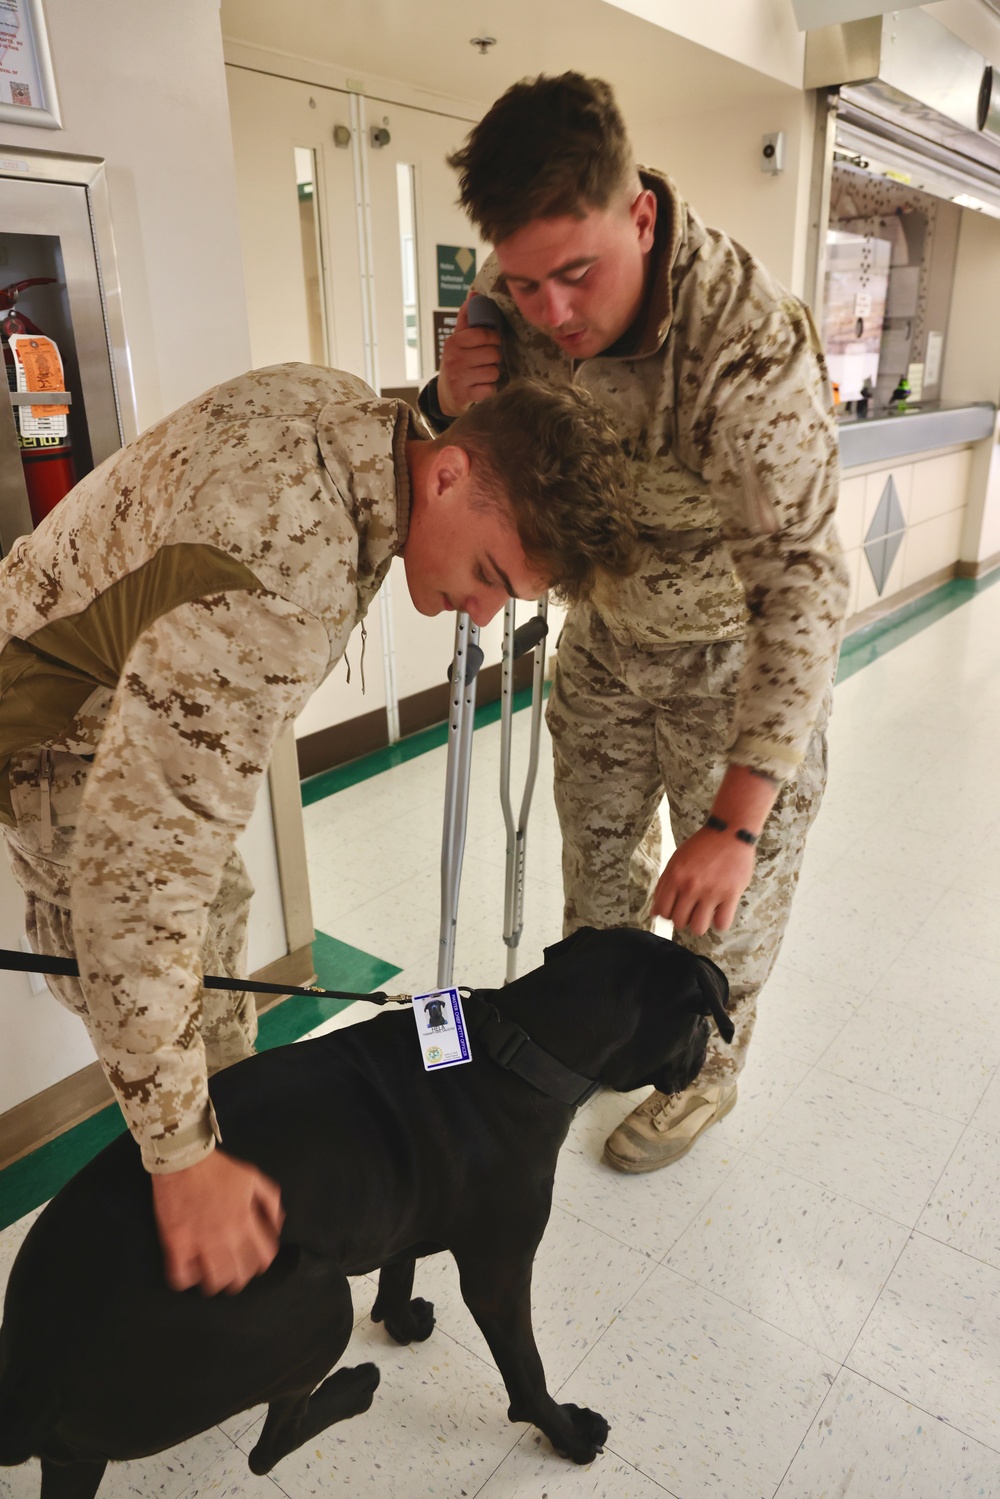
462,990,600,1109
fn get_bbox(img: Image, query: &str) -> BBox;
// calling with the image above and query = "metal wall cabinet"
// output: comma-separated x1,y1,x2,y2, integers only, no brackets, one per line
0,146,133,555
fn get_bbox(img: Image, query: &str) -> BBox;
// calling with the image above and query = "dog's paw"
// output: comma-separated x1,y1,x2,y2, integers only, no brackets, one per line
347,1361,381,1410
551,1404,610,1465
373,1296,436,1345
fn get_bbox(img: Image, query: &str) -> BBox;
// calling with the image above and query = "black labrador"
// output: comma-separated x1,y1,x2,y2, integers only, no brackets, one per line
0,926,732,1498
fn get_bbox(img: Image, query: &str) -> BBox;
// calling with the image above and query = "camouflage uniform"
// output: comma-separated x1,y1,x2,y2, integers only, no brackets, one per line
427,169,848,1084
0,365,421,1170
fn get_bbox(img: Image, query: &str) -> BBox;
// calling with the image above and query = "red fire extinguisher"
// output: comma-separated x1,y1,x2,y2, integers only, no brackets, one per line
1,278,78,528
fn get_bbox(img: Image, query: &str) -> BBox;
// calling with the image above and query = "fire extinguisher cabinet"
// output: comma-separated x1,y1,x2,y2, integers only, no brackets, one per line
0,147,132,556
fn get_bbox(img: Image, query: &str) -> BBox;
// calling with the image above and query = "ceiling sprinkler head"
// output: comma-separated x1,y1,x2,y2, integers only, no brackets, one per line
470,35,497,55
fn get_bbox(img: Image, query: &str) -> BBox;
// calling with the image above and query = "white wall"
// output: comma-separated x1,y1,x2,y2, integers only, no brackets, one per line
939,207,1000,571
601,0,805,88
0,1,290,1118
962,414,1000,569
631,89,815,296
941,208,1000,409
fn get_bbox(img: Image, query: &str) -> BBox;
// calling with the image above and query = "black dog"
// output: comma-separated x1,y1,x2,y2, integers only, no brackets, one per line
0,927,731,1498
422,996,449,1029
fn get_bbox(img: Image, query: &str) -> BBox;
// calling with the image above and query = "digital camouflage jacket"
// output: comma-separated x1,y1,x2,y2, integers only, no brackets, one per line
446,169,849,780
0,363,419,1169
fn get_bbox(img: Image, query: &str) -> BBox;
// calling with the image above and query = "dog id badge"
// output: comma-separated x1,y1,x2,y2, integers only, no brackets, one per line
411,987,472,1070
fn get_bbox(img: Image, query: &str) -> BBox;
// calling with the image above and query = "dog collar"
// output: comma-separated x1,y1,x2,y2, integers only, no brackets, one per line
462,990,601,1109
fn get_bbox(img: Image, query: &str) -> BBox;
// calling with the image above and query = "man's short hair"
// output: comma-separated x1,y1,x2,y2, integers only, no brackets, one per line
446,379,637,605
448,73,635,246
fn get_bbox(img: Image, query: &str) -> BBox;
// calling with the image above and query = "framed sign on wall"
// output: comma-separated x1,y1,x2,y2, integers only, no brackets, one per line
0,0,61,130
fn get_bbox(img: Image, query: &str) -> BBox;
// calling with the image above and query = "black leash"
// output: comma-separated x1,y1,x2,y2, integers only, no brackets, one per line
0,947,398,1005
1,950,598,1106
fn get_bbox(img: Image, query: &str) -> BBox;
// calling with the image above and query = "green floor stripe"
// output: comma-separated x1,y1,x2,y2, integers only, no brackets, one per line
255,932,400,1050
0,1105,128,1232
301,684,541,805
0,930,401,1233
837,569,1000,684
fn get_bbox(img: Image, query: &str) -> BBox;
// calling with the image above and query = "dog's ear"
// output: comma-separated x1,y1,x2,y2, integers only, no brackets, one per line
691,955,734,1044
542,927,596,965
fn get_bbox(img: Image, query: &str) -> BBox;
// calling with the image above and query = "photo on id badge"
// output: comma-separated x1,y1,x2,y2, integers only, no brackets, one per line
412,987,472,1070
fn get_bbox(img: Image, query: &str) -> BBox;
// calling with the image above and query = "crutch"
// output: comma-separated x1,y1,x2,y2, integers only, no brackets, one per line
499,597,549,982
440,291,550,985
437,290,501,987
438,604,549,986
438,611,484,987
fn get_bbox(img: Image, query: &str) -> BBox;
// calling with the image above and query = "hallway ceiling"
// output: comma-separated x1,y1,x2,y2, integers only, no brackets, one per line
219,0,797,124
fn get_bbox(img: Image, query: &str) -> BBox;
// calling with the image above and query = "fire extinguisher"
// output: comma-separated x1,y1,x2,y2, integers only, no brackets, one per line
1,278,78,527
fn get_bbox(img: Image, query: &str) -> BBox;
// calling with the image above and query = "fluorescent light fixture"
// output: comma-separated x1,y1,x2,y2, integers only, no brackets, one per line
951,192,1000,218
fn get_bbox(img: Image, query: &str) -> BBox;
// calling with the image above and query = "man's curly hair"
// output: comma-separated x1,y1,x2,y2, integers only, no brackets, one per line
445,379,638,604
448,73,635,245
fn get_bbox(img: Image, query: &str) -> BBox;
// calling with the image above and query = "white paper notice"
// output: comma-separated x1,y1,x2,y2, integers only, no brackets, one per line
925,331,944,389
0,0,45,112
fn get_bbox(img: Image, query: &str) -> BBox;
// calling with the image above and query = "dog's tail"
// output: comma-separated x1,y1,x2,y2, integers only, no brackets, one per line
692,955,734,1045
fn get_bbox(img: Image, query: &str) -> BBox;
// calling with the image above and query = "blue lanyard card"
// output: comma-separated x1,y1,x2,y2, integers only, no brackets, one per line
412,987,473,1070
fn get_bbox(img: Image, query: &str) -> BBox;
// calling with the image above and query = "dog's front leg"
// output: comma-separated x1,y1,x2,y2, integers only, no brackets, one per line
371,1258,435,1345
454,1251,609,1465
39,1457,108,1499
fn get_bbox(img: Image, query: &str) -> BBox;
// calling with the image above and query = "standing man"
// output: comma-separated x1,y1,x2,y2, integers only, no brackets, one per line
423,74,848,1173
0,363,635,1290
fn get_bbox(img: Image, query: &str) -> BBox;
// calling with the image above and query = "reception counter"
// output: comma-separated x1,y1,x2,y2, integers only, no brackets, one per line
834,402,998,625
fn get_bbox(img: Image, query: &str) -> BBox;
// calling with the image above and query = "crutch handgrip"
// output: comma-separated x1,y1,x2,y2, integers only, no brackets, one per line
467,294,503,331
511,616,548,659
446,642,485,684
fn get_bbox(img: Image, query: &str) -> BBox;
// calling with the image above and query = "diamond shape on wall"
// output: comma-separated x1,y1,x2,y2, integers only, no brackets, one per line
864,474,906,595
864,532,905,595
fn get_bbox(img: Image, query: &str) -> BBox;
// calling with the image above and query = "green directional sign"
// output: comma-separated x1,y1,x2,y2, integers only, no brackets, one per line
437,244,476,307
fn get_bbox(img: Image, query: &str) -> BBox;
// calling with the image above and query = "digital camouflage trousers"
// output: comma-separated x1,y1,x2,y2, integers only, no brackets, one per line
546,605,831,1088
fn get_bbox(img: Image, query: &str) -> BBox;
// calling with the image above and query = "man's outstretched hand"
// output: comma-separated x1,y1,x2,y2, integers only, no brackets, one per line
652,827,756,935
652,762,779,935
152,1149,284,1296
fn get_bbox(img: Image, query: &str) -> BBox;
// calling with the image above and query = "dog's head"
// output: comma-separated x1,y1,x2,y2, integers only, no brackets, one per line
535,926,733,1096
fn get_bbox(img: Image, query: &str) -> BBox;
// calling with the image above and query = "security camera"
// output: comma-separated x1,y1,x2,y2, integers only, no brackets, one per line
761,132,786,175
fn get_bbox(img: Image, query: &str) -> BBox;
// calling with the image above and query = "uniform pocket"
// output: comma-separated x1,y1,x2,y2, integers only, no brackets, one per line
7,748,89,862
7,748,39,828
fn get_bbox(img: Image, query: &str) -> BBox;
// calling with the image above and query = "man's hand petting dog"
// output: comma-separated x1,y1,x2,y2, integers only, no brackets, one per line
151,1150,284,1295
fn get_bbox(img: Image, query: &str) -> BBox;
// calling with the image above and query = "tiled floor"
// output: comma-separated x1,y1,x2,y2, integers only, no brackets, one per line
4,577,1000,1498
